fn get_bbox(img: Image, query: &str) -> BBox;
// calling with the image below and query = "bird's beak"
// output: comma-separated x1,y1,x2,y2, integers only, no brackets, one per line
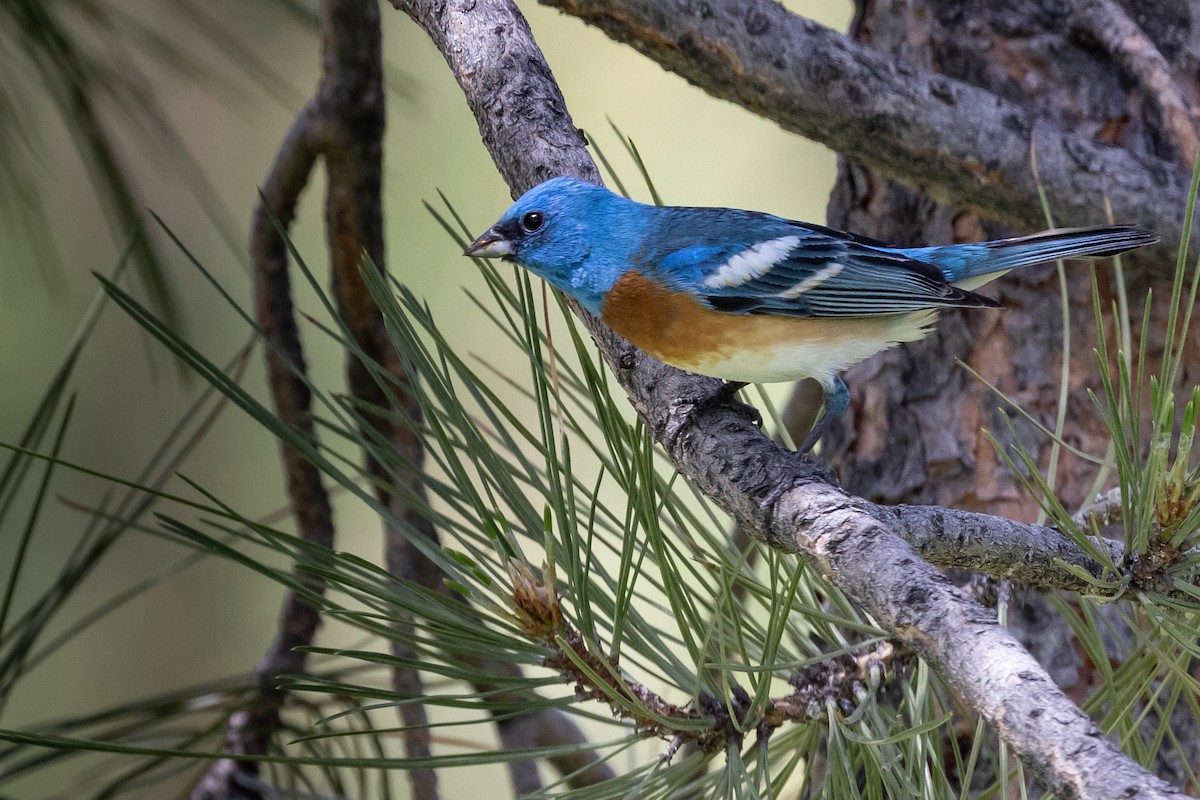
464,227,515,259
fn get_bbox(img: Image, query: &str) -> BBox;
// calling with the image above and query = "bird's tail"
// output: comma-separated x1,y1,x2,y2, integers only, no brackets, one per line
901,225,1159,291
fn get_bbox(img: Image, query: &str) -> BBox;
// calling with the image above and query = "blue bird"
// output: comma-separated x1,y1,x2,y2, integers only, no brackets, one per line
465,177,1156,451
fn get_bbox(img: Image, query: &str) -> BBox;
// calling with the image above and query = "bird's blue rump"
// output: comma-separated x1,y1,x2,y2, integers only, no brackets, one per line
899,225,1159,289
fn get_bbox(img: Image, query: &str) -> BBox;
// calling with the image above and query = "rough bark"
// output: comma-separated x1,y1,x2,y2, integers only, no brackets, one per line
820,0,1199,513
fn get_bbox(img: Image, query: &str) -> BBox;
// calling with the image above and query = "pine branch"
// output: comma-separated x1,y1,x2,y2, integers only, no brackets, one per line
511,562,911,746
392,0,1193,796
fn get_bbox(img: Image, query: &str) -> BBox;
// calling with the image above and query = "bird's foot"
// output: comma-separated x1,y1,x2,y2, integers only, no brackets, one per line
663,380,760,446
703,381,762,427
756,480,793,510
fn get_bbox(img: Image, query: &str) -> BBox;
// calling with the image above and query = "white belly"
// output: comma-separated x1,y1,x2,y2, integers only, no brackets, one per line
673,310,938,386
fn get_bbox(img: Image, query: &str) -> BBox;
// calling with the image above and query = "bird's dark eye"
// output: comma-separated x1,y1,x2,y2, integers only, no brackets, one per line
521,211,544,232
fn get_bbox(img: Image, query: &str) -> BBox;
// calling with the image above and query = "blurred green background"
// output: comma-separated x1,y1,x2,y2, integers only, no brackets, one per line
0,0,848,794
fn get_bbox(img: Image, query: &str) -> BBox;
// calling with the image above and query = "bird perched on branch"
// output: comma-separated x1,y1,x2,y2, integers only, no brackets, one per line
465,176,1157,451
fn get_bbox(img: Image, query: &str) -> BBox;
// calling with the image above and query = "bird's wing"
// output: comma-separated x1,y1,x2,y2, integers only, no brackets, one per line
655,218,1000,318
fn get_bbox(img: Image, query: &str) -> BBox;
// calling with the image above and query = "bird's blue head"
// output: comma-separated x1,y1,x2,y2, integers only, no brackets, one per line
465,177,643,313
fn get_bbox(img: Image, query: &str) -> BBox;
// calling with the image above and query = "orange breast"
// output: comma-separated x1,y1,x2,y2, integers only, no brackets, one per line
601,270,742,367
599,270,936,384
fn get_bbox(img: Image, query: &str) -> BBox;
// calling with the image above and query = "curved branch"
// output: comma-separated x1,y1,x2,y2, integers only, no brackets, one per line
393,1,1190,797
876,502,1119,589
194,104,330,800
540,0,1187,281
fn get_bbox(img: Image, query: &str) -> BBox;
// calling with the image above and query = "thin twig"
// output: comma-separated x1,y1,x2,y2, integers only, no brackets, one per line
513,562,908,745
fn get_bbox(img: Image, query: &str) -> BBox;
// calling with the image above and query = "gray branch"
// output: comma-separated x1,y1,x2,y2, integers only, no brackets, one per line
393,0,1192,796
541,0,1187,281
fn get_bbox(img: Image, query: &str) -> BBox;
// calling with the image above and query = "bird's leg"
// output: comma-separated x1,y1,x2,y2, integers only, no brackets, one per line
799,376,849,454
754,379,846,509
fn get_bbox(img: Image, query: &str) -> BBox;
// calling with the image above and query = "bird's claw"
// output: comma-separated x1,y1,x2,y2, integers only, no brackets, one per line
706,381,760,426
663,381,760,447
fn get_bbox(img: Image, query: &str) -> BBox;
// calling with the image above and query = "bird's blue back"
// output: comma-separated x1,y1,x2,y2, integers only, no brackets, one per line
488,177,1155,318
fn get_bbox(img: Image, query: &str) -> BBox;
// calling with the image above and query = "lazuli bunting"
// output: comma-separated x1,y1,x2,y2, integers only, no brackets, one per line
465,177,1156,450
